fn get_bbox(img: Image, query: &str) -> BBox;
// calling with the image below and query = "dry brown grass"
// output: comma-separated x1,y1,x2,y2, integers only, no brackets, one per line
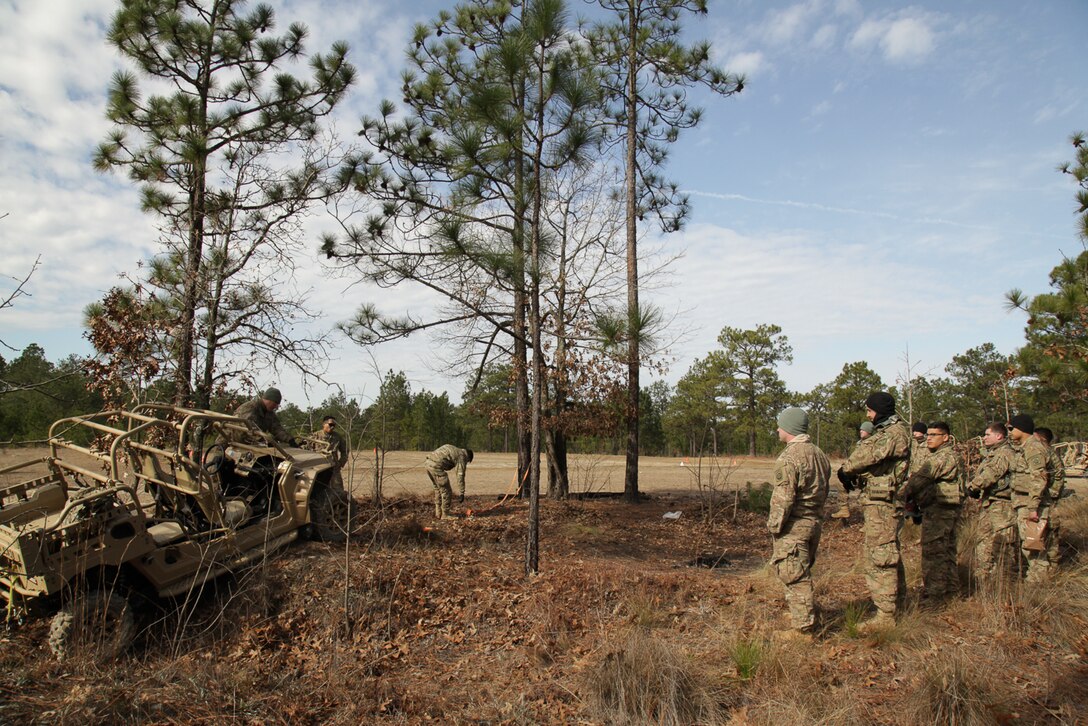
732,637,866,725
581,627,729,726
899,648,1006,726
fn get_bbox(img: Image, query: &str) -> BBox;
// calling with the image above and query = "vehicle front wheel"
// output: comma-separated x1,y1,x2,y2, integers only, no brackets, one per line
306,485,354,543
48,589,135,662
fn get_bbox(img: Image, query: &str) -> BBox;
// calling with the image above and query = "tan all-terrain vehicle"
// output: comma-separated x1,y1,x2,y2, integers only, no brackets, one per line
0,404,353,660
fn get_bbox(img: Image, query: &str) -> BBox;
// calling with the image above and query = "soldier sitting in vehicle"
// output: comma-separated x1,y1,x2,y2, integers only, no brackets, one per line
232,387,299,446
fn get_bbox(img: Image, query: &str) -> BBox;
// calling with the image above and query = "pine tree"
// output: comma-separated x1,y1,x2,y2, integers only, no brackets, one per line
94,0,354,406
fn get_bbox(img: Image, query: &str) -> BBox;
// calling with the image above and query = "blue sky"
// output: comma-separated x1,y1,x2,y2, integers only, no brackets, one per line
1,0,1085,409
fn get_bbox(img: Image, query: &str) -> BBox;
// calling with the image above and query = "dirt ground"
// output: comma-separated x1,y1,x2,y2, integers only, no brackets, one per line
2,445,1086,724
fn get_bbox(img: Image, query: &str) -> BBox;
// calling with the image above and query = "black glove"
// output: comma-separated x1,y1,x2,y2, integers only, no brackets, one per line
837,466,856,492
288,437,301,447
966,487,982,500
903,499,923,525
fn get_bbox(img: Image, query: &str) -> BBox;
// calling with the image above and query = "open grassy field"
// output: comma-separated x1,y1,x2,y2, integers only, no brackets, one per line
341,449,790,500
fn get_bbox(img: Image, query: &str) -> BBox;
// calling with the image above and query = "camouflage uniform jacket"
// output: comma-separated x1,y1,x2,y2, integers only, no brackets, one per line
900,441,963,508
840,416,911,503
767,434,830,535
909,438,930,475
315,429,349,469
1009,436,1052,511
1046,446,1066,502
233,397,292,444
969,440,1014,500
427,444,471,491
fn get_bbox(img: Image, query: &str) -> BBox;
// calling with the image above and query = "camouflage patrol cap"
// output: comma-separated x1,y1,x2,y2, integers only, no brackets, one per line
776,407,809,435
262,387,283,404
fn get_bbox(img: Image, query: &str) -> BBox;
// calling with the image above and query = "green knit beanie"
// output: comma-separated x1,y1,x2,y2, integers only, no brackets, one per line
777,407,809,436
262,387,282,404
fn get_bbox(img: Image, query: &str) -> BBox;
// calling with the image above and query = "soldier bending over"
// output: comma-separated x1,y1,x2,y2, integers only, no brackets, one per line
425,444,473,520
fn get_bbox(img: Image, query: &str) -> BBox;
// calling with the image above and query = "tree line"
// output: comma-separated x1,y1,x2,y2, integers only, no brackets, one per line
6,323,1084,459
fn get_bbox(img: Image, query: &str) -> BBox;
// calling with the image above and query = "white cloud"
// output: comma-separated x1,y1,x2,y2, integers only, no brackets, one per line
850,11,938,65
882,17,936,63
763,2,820,46
727,51,766,78
811,23,838,50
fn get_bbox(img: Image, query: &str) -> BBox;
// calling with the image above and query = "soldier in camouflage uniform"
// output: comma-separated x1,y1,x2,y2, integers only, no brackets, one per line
233,388,296,445
838,392,911,626
1008,415,1055,582
1034,427,1064,570
967,422,1018,584
425,444,473,520
908,422,929,473
314,416,350,491
899,421,964,602
768,407,830,635
831,421,873,520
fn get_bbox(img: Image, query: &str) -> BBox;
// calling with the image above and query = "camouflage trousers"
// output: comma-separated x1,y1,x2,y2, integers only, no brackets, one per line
426,465,454,518
973,498,1017,583
1014,498,1054,583
920,503,960,600
329,467,345,492
1046,503,1061,568
862,501,906,618
771,518,822,632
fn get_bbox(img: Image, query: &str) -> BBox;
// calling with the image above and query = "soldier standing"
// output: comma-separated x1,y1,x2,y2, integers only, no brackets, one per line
316,416,350,491
767,407,830,636
838,392,911,627
899,421,964,602
1008,415,1055,582
425,444,473,520
966,422,1018,584
831,421,873,520
908,422,929,473
233,388,297,445
1034,426,1064,570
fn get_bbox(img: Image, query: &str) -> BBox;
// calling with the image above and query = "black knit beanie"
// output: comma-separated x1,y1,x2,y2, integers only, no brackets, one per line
864,392,896,419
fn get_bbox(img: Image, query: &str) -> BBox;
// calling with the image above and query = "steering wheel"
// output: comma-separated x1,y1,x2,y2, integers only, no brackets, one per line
203,444,227,475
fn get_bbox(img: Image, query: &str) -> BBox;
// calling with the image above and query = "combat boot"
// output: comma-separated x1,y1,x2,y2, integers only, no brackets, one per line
831,503,851,520
858,611,895,633
772,628,813,644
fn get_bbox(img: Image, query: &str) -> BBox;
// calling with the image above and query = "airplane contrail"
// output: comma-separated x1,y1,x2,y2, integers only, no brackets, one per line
685,190,1069,239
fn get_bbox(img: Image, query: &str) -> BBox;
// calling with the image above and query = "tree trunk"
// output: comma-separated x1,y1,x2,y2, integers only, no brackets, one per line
176,165,205,408
372,446,384,507
549,429,569,499
622,3,641,504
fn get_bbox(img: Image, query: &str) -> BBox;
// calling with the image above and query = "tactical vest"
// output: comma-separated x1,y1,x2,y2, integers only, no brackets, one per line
933,447,965,506
860,418,910,503
987,444,1013,500
1010,437,1051,497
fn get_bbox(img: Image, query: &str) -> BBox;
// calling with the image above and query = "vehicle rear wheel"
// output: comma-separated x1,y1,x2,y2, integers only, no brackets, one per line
306,485,354,543
48,589,135,662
